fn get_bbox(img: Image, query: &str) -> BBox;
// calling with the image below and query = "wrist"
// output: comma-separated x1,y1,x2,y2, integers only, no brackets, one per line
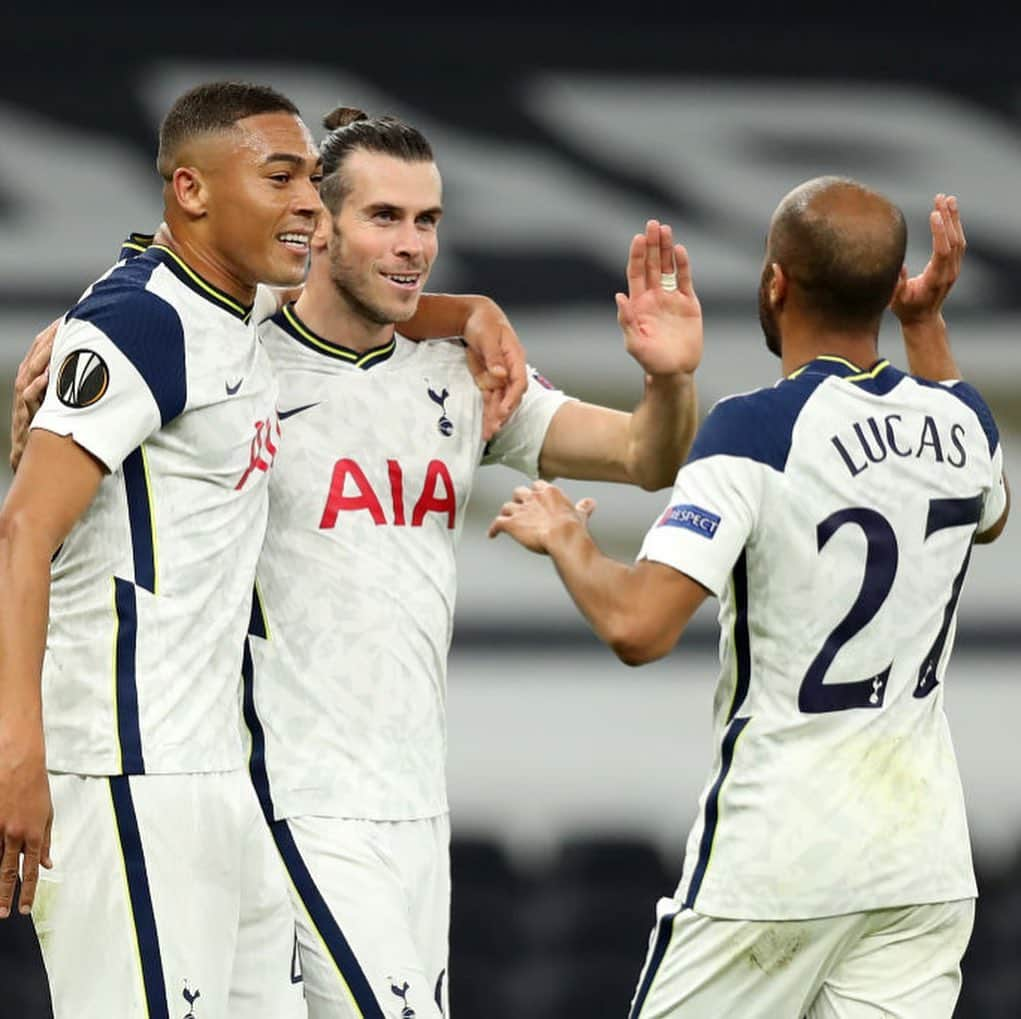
544,512,590,557
898,311,946,334
644,369,694,391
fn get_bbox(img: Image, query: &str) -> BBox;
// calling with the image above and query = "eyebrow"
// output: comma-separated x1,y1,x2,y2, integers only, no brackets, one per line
367,202,444,217
262,152,320,168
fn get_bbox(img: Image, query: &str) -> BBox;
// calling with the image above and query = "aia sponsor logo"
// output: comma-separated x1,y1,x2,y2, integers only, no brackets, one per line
320,458,457,530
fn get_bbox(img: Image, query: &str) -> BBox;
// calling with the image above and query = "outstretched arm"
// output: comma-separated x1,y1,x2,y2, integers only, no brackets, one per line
890,193,964,381
487,480,709,663
538,221,701,490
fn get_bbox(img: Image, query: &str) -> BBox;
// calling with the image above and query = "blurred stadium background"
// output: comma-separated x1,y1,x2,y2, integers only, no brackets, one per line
1,9,1018,1016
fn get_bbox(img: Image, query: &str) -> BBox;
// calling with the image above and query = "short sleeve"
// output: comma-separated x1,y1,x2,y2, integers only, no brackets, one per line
942,380,1006,533
637,399,768,596
31,291,186,472
482,365,574,477
980,442,1008,533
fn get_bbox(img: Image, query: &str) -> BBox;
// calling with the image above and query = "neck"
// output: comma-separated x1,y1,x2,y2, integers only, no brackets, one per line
779,315,881,377
293,261,395,353
157,218,256,307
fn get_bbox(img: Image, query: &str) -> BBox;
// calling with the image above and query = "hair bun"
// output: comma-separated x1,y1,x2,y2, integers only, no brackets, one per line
322,106,368,130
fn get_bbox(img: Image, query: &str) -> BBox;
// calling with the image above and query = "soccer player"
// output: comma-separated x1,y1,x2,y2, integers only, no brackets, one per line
0,82,523,1019
243,107,701,1018
490,181,1010,1019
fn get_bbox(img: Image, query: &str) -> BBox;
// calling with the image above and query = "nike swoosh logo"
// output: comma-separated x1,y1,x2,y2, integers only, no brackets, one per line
225,378,243,396
278,402,320,420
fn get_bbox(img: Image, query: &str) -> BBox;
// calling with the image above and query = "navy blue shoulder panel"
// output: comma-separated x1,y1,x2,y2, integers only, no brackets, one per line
945,381,999,456
67,254,187,425
686,374,826,472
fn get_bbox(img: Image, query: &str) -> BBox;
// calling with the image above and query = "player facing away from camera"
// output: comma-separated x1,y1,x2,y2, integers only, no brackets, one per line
0,82,525,1019
244,107,701,1019
490,183,1010,1019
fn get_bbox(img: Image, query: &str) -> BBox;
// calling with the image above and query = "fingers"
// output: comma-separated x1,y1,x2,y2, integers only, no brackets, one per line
575,497,597,523
18,843,40,915
658,223,675,279
480,388,502,442
673,243,693,296
0,836,21,918
25,372,49,415
41,813,52,871
626,232,647,298
495,328,526,425
644,220,662,291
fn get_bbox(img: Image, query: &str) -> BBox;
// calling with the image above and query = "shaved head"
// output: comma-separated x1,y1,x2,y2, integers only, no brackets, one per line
766,176,907,330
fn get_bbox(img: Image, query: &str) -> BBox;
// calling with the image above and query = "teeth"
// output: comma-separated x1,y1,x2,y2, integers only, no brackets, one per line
387,274,417,284
279,233,309,245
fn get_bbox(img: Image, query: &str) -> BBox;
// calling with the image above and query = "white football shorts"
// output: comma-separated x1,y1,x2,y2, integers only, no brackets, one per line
33,770,304,1019
629,895,974,1018
269,813,451,1019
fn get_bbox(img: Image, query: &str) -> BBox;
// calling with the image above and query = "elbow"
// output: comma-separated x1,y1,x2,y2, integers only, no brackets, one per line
606,619,676,667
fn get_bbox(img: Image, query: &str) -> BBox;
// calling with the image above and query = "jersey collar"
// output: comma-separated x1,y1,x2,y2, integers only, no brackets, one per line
273,302,397,369
787,354,891,383
145,245,254,322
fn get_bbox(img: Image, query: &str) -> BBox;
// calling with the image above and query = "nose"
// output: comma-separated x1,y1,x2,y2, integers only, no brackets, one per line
294,177,323,219
393,220,424,259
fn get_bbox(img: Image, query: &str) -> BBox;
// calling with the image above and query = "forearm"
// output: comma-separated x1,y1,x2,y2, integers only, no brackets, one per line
625,372,697,490
545,519,652,663
0,517,51,751
402,293,497,341
900,315,961,381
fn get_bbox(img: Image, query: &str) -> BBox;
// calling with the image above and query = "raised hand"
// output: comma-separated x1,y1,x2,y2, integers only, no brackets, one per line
487,480,595,554
890,193,965,326
615,220,703,379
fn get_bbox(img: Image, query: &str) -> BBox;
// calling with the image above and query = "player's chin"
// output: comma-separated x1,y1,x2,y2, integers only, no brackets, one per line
389,294,425,324
260,253,310,289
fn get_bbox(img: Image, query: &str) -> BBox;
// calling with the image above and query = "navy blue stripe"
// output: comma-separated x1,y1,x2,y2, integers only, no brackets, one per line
68,254,187,426
726,552,750,722
123,449,156,593
109,777,169,1019
113,577,145,774
241,637,383,1016
683,716,750,909
241,638,275,820
248,586,269,640
628,907,681,1019
270,820,385,1018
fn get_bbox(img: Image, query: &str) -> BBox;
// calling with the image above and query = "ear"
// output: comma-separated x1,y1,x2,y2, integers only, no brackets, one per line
171,166,208,218
769,262,788,306
310,209,332,252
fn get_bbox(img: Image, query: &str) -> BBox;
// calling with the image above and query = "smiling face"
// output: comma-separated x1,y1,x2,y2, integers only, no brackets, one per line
324,149,442,325
199,111,323,289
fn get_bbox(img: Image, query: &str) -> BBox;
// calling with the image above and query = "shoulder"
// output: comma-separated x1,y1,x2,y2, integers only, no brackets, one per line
68,257,185,352
912,377,999,456
688,375,823,471
64,258,187,422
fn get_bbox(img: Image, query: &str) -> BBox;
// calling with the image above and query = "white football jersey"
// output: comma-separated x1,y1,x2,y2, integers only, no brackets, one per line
32,240,278,775
639,355,1007,920
245,304,571,821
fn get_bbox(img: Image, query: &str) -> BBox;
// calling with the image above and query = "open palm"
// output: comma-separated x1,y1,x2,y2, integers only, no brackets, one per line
617,220,702,377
